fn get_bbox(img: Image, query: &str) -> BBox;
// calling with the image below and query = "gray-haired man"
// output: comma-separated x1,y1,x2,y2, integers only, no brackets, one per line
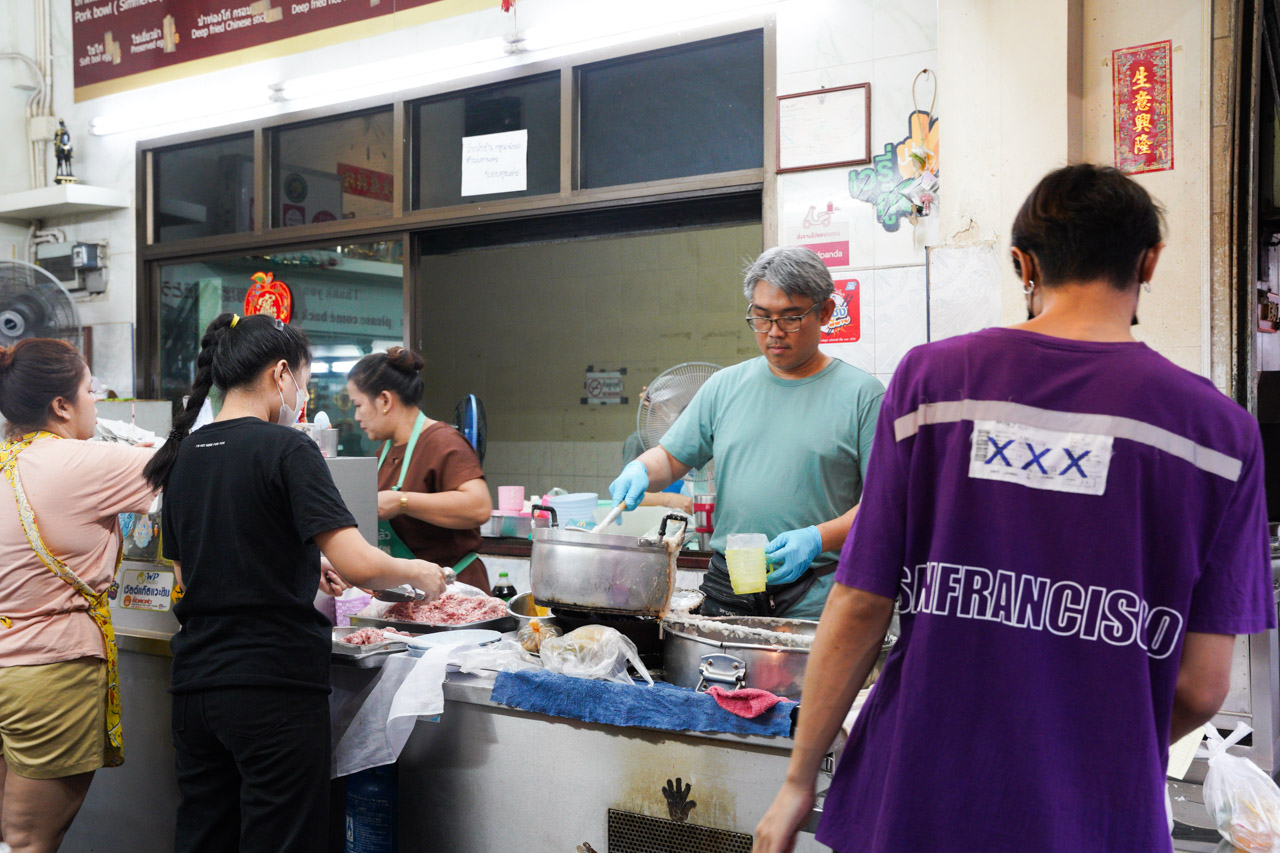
609,246,884,617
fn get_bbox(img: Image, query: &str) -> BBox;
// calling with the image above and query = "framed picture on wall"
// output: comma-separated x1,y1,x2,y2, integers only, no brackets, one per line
776,83,872,173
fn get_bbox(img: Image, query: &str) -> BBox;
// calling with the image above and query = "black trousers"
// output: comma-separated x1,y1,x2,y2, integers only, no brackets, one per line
172,687,330,853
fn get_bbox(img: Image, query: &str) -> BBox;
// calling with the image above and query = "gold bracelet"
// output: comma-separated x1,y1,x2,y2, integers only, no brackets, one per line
399,494,409,513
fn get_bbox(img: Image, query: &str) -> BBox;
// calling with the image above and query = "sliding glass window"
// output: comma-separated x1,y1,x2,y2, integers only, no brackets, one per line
272,109,395,227
412,73,561,210
153,134,253,243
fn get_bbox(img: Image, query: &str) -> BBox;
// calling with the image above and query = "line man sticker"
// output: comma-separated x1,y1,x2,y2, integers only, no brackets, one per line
969,420,1114,496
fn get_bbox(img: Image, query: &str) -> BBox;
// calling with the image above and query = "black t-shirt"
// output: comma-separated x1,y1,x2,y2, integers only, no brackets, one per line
161,417,356,694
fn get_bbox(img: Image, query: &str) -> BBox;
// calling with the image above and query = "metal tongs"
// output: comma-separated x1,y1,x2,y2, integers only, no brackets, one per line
374,566,458,602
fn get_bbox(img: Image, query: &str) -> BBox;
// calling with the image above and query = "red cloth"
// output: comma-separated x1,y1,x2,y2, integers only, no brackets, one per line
705,686,784,719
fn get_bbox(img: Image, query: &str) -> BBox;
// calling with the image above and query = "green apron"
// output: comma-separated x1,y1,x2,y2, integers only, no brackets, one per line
376,412,479,576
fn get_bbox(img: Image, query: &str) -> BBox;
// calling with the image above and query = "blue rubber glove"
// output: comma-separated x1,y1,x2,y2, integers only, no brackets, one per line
609,460,650,511
764,526,823,587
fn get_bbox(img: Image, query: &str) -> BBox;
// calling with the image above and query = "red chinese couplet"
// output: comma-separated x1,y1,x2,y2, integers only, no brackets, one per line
1112,40,1174,175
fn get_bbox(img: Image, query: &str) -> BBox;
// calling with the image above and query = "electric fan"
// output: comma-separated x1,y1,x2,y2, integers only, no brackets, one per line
452,394,487,465
636,361,721,492
0,260,83,350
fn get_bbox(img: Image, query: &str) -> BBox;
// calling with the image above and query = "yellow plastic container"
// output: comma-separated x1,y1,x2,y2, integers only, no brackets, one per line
725,533,768,595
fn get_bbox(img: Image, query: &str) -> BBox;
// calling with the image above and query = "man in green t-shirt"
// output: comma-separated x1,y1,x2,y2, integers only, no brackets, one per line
609,246,883,618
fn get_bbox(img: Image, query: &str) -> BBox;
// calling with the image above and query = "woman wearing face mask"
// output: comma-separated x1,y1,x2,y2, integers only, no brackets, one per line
346,347,493,592
0,338,155,853
145,314,446,853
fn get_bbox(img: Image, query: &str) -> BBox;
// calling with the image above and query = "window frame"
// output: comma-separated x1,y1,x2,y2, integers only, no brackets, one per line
135,15,777,399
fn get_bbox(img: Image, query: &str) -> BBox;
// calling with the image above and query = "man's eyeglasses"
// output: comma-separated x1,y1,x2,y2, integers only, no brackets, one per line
744,301,821,333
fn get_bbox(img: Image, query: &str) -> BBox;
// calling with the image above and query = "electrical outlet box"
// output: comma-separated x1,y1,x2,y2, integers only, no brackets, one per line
35,242,108,293
28,116,58,142
71,243,100,270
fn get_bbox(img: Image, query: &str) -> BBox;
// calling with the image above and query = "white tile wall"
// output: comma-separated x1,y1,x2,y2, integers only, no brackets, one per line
872,266,928,374
483,440,625,504
927,243,1003,342
776,0,875,75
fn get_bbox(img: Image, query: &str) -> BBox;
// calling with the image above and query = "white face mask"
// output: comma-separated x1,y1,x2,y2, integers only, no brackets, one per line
276,366,305,426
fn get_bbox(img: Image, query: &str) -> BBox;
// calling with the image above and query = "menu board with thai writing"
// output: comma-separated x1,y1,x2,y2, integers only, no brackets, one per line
71,0,461,101
1112,40,1173,175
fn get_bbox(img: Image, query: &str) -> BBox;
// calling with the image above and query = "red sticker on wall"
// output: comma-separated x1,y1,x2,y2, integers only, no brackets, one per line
821,278,861,344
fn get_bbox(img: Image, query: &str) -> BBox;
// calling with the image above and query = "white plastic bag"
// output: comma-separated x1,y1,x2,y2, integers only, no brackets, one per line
449,639,541,675
539,625,653,685
1201,722,1280,852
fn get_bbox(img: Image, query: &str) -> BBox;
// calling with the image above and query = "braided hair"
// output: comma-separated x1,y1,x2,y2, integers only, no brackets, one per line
144,313,310,490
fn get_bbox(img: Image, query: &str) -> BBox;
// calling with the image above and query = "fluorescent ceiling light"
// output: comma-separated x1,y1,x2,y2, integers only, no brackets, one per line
273,36,509,103
89,90,274,137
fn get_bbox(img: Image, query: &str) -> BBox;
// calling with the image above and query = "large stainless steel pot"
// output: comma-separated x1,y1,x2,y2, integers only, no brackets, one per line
530,507,686,617
661,616,895,700
662,616,815,700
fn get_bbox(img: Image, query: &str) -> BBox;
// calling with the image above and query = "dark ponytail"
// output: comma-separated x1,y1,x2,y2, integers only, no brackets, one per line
347,346,425,408
0,338,86,440
144,313,311,490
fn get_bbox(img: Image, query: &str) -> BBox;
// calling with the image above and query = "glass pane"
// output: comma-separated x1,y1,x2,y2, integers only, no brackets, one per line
412,74,560,209
158,241,404,457
153,134,253,243
579,31,763,188
273,109,394,227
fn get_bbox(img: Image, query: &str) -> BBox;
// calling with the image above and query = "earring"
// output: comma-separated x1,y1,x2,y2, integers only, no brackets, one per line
382,408,389,414
1023,280,1035,295
1141,281,1152,292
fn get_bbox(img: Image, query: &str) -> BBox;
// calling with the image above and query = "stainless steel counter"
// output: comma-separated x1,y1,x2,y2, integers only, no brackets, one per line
73,588,823,853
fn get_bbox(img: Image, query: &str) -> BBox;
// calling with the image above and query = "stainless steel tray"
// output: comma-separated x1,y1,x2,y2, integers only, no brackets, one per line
349,614,517,635
331,626,408,668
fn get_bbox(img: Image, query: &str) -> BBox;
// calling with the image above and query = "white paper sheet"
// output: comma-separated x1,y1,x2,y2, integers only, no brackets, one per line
461,129,528,197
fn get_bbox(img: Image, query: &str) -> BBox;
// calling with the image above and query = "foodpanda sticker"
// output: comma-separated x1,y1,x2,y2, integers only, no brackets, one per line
820,278,861,344
969,420,1114,496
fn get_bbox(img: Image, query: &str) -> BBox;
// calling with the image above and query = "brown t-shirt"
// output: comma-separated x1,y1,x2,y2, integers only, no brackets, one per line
378,421,487,588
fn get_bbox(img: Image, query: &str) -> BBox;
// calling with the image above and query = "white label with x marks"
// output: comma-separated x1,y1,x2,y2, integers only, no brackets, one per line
968,420,1114,496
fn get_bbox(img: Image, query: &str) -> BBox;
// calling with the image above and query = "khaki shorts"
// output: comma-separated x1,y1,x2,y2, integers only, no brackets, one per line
0,658,106,779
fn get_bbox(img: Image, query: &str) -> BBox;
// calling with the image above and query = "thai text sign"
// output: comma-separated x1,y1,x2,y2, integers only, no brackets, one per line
1112,40,1173,175
71,0,454,101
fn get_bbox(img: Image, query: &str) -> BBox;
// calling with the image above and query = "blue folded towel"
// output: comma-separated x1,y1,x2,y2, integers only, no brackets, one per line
490,669,796,738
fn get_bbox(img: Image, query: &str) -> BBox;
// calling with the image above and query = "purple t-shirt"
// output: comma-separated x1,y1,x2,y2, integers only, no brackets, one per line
819,328,1275,853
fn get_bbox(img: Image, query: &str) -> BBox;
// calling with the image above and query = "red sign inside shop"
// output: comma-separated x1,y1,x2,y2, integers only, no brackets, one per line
1112,40,1174,175
336,163,394,202
820,278,861,344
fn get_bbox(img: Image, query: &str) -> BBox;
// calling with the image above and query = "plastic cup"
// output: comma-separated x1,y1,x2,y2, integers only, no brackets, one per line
725,533,768,595
498,486,525,512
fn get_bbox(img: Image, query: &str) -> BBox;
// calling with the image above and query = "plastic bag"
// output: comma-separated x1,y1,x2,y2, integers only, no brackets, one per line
539,625,654,685
449,640,541,675
516,618,562,654
1201,722,1280,851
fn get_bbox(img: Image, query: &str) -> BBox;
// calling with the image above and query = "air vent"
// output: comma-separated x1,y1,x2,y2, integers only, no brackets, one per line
607,809,752,853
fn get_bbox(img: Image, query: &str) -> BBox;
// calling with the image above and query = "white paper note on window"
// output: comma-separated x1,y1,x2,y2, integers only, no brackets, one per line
460,129,528,197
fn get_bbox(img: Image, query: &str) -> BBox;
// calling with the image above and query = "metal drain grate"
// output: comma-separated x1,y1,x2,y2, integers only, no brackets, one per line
607,808,753,853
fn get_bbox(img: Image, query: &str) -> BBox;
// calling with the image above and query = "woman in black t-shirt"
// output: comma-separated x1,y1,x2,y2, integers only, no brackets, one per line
145,313,445,853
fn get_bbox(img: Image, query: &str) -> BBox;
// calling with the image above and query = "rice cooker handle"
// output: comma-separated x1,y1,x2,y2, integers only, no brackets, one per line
695,653,747,692
532,504,559,529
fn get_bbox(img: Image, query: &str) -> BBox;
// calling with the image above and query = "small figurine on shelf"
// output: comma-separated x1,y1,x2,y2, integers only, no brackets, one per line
54,120,76,185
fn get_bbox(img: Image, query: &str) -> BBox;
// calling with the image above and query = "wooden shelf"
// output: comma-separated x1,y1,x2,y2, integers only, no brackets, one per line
0,185,131,223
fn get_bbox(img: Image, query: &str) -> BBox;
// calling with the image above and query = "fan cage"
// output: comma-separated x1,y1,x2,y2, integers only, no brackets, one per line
0,260,83,352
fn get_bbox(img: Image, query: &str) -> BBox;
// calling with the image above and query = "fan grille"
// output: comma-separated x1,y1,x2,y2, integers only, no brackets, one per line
636,362,720,451
0,261,82,350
